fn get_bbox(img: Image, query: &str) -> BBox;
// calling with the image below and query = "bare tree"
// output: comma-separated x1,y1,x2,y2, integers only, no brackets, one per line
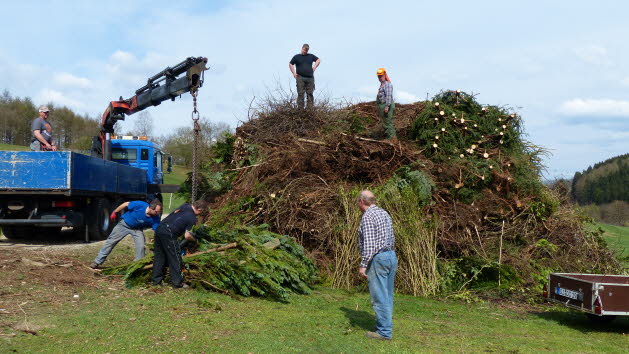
132,111,154,137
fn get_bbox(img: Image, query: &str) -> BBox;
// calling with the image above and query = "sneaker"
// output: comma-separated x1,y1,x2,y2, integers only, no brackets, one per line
89,262,101,270
365,331,391,341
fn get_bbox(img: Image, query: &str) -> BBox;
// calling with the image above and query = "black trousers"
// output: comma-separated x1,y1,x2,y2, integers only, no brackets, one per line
152,224,184,287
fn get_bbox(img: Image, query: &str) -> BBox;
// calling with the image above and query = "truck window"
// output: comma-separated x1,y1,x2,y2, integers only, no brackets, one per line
112,148,137,161
155,151,162,169
141,149,149,160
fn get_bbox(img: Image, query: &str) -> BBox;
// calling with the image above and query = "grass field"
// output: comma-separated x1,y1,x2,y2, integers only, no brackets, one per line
163,165,190,213
2,280,628,352
590,222,629,264
0,143,29,151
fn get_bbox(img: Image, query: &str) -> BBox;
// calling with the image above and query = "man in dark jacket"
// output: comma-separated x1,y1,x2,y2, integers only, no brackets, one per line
289,43,321,110
152,200,208,288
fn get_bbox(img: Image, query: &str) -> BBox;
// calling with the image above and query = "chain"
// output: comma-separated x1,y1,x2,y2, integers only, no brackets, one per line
191,90,200,202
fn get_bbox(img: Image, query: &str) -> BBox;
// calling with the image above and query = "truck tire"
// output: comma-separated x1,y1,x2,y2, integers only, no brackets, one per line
88,198,115,241
1,226,33,240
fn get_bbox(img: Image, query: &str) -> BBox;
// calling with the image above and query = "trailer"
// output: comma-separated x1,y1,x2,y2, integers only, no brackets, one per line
0,138,176,241
545,272,629,323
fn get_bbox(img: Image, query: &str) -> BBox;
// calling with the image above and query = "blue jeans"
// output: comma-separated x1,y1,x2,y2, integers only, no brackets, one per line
93,220,146,265
367,250,397,339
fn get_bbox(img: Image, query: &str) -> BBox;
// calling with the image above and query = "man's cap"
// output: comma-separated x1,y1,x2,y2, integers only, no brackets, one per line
376,68,386,76
302,43,309,50
38,106,50,113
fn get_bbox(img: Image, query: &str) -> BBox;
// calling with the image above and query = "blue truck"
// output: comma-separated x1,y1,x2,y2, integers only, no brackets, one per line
0,138,176,241
0,56,208,241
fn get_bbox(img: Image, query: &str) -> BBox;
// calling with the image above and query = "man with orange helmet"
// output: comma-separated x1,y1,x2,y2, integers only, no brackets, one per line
376,68,396,142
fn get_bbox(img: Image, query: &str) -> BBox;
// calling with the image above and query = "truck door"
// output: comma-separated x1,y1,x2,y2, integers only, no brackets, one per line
154,151,164,184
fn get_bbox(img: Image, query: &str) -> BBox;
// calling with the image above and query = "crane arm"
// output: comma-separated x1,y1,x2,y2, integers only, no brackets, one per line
95,56,208,159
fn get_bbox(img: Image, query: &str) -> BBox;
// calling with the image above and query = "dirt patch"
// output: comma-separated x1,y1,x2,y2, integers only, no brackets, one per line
0,234,131,334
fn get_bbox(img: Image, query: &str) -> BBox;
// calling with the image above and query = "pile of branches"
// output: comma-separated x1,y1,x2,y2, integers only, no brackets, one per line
103,225,317,301
199,91,621,296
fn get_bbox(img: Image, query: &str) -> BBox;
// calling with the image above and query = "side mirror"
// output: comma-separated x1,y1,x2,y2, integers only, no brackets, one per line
167,156,173,173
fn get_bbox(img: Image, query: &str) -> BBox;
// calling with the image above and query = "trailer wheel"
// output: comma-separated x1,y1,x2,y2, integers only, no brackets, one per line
1,226,33,239
88,198,115,240
586,314,616,324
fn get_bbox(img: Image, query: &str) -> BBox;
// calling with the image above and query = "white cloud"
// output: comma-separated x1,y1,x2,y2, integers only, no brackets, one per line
558,98,629,117
38,89,85,110
396,90,419,103
574,45,611,65
53,72,92,88
110,50,136,65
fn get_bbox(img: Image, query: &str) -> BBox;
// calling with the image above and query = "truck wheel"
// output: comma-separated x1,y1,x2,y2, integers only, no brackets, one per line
1,226,34,240
88,198,115,241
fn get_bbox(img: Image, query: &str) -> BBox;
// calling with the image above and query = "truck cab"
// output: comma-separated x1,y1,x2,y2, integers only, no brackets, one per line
110,136,165,185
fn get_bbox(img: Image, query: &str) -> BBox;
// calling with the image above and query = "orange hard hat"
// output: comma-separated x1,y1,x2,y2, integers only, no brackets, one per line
376,68,386,76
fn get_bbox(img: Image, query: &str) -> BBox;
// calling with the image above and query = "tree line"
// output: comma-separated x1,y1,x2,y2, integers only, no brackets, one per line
0,90,98,150
572,153,629,205
0,90,232,167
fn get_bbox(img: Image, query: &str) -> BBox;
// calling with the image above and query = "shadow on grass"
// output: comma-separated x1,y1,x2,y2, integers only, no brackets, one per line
340,306,374,331
532,309,629,333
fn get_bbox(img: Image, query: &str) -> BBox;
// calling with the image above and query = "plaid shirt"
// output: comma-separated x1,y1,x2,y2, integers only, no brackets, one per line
377,81,394,106
358,205,395,268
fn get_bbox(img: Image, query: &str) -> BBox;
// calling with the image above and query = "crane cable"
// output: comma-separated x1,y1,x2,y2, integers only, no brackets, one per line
191,89,200,202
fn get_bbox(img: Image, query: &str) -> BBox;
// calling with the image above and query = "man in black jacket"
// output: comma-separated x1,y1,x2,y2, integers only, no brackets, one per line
289,43,321,110
151,200,208,288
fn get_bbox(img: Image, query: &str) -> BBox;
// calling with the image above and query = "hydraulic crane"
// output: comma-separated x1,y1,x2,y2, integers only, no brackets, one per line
92,56,208,160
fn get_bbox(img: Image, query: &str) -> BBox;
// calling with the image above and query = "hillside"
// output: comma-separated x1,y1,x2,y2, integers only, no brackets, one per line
572,153,629,205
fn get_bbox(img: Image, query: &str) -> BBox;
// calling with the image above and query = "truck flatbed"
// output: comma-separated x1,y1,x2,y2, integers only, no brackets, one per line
0,151,146,197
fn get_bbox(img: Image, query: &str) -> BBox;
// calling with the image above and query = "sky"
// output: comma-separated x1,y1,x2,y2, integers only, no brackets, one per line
1,0,627,179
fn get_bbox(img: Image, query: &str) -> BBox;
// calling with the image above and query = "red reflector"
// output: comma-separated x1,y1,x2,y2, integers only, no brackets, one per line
542,283,548,298
594,296,603,315
53,201,75,207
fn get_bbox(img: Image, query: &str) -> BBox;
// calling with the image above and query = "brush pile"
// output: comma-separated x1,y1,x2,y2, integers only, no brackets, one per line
103,225,318,300
187,89,621,298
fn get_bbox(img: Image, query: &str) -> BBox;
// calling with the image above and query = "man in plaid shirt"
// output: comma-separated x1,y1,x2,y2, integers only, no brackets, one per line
357,190,397,340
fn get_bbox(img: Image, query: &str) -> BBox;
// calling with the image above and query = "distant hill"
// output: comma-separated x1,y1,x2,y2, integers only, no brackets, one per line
572,153,629,205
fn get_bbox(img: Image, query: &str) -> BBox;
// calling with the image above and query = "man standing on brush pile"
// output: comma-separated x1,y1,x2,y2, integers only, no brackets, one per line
376,68,397,143
357,190,397,341
90,199,163,269
30,106,57,151
152,200,208,288
289,43,320,110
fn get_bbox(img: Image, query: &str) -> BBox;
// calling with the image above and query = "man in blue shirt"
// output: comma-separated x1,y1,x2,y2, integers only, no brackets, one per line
90,199,162,269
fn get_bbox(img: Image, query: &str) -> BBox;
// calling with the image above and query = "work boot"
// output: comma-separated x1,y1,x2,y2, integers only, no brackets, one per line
89,262,101,270
365,331,391,340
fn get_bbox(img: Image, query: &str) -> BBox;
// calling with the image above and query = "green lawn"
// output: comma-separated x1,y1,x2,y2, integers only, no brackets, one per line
2,283,628,352
0,143,29,151
163,165,190,213
594,222,629,262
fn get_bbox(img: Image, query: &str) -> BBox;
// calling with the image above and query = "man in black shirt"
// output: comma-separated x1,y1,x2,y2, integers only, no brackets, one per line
289,43,320,110
151,200,208,288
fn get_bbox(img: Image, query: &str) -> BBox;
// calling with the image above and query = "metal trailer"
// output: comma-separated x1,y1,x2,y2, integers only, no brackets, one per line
545,272,629,323
0,151,148,241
